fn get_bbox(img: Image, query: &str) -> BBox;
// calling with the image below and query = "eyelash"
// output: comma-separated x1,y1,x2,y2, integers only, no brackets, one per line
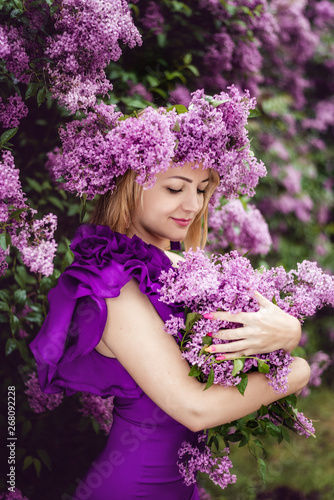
167,188,206,195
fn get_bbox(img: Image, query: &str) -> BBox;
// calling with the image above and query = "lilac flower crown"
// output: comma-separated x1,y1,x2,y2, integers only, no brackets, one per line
49,87,266,200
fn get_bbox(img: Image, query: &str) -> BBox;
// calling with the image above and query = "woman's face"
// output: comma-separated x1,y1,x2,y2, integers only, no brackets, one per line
128,162,210,249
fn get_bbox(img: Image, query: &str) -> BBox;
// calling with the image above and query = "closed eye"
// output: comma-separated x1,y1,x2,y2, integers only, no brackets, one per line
167,188,183,194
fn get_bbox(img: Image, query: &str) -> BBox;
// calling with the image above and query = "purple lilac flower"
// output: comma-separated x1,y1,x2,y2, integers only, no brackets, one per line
281,165,302,195
160,250,334,394
302,99,334,132
0,95,28,129
141,1,164,35
46,0,142,113
50,86,266,199
0,24,30,83
24,372,63,413
0,151,58,277
169,85,192,107
301,351,332,396
177,439,236,489
128,82,153,102
293,411,316,438
198,487,212,500
0,246,9,276
79,393,114,435
207,199,272,255
0,489,29,500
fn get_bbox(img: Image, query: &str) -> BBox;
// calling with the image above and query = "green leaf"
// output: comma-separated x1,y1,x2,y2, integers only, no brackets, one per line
257,457,267,484
22,420,32,437
25,82,40,100
236,373,248,395
186,64,200,77
0,290,11,303
183,53,192,65
5,338,17,356
258,359,270,374
13,289,27,307
249,108,261,118
9,313,20,335
204,366,214,391
239,434,250,447
37,449,52,471
232,358,245,376
48,195,65,211
188,365,202,377
37,87,46,107
166,104,188,114
33,458,41,476
0,231,11,250
185,312,200,331
0,127,18,147
23,456,33,470
92,418,100,434
17,340,30,363
9,208,27,221
0,301,10,312
281,426,290,443
26,177,42,193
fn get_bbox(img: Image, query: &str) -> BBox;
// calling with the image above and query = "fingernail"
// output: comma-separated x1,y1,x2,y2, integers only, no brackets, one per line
205,346,216,352
216,355,225,361
203,313,214,319
206,332,212,337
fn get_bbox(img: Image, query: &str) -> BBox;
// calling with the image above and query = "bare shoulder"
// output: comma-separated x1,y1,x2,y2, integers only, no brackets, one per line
164,250,185,267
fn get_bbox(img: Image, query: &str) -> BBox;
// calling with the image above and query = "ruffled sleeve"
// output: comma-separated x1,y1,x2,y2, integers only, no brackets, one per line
29,225,180,397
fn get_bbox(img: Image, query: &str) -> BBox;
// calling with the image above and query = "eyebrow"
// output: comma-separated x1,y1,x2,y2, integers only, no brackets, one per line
167,176,210,183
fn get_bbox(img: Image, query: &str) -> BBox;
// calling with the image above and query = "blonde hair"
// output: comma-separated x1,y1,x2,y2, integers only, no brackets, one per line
90,168,220,250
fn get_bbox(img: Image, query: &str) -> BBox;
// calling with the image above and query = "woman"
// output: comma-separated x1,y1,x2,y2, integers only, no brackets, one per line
30,95,310,499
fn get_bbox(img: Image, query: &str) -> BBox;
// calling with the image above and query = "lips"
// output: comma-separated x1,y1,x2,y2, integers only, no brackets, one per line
171,218,192,227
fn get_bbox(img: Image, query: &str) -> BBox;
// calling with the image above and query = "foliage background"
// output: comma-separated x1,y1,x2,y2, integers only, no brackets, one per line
1,0,333,498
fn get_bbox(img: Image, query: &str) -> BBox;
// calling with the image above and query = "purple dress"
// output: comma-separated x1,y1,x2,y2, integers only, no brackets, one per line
30,225,200,500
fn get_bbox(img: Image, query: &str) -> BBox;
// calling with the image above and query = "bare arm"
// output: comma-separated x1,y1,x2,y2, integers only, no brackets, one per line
101,280,310,433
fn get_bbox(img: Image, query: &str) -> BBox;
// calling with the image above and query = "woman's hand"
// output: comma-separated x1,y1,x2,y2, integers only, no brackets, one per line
205,291,301,359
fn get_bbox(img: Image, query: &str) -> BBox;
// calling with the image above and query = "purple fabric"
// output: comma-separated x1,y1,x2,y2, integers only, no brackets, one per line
30,225,199,499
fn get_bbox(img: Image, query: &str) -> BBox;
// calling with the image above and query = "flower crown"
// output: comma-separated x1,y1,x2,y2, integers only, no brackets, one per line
48,86,266,200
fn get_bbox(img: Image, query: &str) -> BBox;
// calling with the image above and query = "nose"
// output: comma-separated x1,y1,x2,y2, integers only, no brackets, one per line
182,190,202,214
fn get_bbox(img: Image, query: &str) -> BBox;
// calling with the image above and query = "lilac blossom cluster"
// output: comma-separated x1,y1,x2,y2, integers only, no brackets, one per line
207,199,272,255
0,490,29,500
0,24,30,83
0,150,58,277
45,0,142,113
301,351,331,397
199,0,278,97
177,439,236,490
0,95,28,129
293,411,316,438
79,393,114,435
159,250,334,393
141,1,164,35
50,87,266,199
24,372,63,413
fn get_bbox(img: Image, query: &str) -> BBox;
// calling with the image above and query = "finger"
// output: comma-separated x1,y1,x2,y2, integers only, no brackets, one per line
212,327,248,340
204,310,245,323
253,290,273,307
205,340,247,354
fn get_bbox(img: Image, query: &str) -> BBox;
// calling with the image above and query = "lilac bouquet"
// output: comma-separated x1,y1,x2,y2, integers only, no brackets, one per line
159,250,334,488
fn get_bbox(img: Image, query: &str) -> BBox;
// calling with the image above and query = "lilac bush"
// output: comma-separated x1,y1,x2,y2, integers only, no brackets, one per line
45,0,142,113
79,393,114,435
24,372,63,413
0,150,58,277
